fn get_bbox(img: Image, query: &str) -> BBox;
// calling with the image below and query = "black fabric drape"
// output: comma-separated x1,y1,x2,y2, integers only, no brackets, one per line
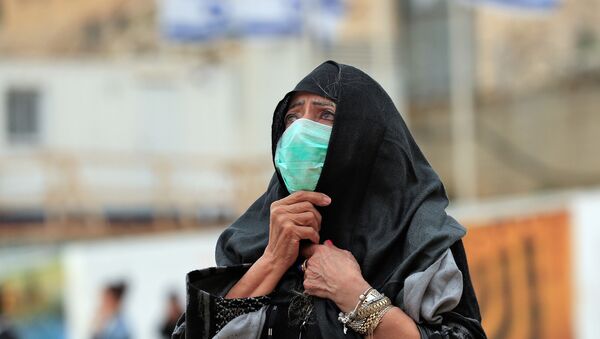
211,61,471,338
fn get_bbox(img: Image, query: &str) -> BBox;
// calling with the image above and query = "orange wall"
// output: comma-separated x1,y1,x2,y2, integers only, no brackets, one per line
463,211,572,339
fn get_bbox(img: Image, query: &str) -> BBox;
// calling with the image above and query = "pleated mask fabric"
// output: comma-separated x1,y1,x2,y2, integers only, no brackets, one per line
274,118,332,193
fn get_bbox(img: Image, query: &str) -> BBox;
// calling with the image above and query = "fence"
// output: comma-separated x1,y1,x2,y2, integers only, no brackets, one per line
0,151,273,241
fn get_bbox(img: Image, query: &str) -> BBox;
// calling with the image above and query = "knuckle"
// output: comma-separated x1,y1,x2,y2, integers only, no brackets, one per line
290,227,301,239
295,214,307,223
282,222,293,232
305,214,315,225
277,214,290,225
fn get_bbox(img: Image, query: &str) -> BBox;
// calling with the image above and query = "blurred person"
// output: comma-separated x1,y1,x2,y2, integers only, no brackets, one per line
172,61,486,338
159,292,183,339
0,284,18,339
91,282,131,339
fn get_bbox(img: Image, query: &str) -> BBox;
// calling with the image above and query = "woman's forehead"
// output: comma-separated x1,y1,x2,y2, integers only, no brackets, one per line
289,91,336,106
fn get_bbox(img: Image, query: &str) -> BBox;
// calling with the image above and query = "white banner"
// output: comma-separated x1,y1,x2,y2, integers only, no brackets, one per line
158,0,344,41
463,0,558,10
571,191,600,339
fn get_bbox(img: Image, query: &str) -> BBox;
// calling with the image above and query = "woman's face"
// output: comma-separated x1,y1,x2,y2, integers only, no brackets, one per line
284,92,336,128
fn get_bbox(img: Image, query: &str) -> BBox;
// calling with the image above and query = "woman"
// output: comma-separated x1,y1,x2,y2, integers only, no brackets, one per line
172,61,486,338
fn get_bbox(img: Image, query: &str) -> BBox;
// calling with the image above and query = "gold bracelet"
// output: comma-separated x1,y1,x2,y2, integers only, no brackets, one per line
338,287,392,335
370,305,393,332
355,296,390,318
337,287,374,334
347,296,392,335
348,306,392,337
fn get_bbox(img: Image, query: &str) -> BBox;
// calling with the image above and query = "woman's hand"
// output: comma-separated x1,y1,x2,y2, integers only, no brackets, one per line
302,241,421,339
301,240,371,312
226,191,330,299
265,191,331,274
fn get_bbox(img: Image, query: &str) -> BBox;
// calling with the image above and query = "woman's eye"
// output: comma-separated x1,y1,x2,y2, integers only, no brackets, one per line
285,113,298,125
320,111,335,121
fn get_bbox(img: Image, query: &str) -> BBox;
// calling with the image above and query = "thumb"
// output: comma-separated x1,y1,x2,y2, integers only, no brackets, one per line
324,239,335,248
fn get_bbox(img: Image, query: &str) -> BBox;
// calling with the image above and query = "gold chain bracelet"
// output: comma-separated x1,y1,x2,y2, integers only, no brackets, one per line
338,288,392,336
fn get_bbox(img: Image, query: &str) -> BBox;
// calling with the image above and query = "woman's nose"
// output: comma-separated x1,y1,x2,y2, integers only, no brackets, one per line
300,104,316,121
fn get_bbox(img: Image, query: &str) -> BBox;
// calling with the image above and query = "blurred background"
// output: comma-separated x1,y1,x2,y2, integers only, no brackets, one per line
0,0,599,338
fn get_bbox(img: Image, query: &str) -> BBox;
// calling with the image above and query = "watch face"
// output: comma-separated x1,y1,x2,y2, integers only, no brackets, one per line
365,290,381,303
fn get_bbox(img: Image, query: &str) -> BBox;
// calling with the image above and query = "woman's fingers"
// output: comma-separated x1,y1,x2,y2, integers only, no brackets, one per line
285,202,322,226
274,201,322,232
284,201,313,213
303,279,328,298
295,226,320,244
301,243,321,258
289,211,320,232
301,243,370,309
266,191,330,270
277,191,331,207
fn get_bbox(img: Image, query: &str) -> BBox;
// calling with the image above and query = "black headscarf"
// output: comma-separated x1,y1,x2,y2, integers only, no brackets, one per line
216,60,466,338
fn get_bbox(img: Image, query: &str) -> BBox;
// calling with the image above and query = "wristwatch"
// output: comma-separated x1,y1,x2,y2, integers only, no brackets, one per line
363,288,384,304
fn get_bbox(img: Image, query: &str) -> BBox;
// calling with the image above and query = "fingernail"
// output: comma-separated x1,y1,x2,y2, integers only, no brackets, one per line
323,195,331,204
325,240,333,245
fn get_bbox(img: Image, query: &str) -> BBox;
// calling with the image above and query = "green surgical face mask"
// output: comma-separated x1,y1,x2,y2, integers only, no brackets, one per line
275,118,332,193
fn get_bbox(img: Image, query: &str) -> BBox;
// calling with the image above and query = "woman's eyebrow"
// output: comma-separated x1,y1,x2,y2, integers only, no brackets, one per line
288,99,305,110
312,100,336,109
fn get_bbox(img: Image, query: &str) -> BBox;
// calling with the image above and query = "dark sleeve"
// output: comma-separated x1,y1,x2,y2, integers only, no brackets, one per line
171,265,270,339
415,240,487,339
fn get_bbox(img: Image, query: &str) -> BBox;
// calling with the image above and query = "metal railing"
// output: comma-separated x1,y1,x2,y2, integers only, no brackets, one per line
0,151,273,240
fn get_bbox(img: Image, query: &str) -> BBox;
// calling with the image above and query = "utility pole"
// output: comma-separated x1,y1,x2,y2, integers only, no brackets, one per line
449,1,477,201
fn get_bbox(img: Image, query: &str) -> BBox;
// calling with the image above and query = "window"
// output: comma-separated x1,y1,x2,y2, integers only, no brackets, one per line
6,88,41,144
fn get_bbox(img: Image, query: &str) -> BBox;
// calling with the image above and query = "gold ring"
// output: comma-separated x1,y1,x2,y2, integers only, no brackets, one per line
301,259,308,273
